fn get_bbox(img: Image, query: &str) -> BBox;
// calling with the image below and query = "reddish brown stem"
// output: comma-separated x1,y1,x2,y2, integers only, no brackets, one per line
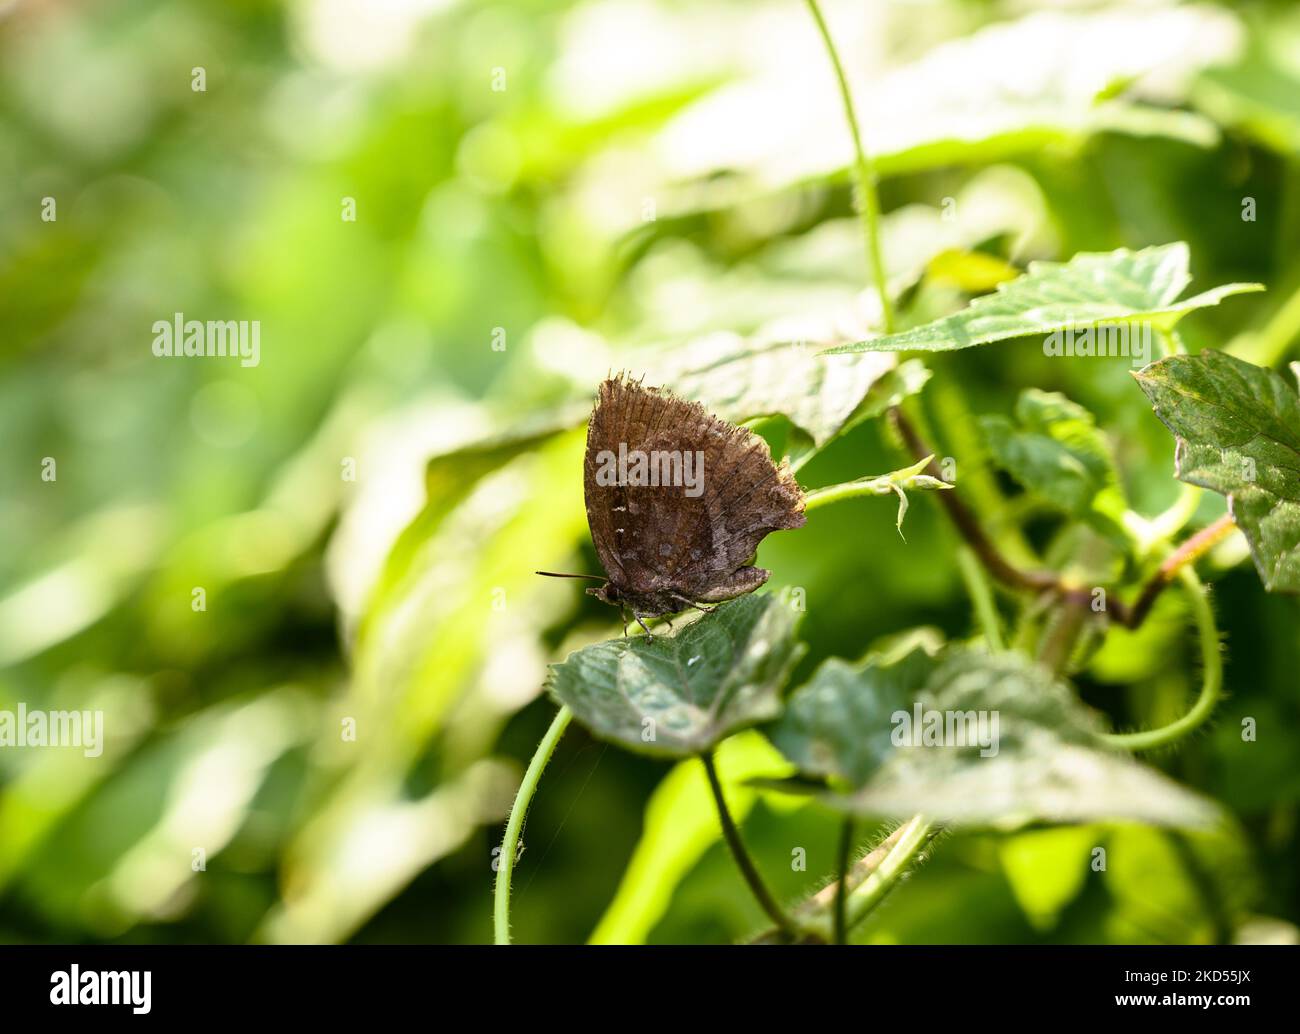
888,408,1236,632
1121,513,1238,628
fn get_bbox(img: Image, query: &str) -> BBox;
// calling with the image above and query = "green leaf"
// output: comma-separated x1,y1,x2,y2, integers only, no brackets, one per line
802,648,1219,829
765,648,936,786
351,430,590,753
980,389,1128,538
998,826,1099,931
356,411,580,644
925,248,1022,293
823,243,1262,355
1193,22,1300,154
545,595,804,758
588,731,794,944
666,5,1235,194
656,337,926,463
1133,350,1300,592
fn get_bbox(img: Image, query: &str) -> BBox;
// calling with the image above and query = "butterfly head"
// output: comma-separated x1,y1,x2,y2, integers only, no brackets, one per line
585,582,619,606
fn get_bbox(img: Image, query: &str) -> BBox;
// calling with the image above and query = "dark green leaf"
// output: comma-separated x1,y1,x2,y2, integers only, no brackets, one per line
1134,350,1300,592
765,648,936,785
545,595,804,758
980,389,1128,538
805,648,1219,829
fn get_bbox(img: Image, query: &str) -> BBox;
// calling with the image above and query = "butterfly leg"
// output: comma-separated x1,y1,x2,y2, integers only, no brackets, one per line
670,593,715,614
634,612,654,638
620,606,629,638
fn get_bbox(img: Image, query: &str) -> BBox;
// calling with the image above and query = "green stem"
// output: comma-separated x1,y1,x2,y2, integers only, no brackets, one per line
701,751,798,937
1137,484,1202,553
804,0,894,333
804,478,901,512
834,817,854,945
1156,327,1186,358
804,459,948,516
844,813,933,929
1228,265,1300,367
493,705,573,945
1036,592,1088,675
804,480,883,513
1103,565,1221,752
957,545,1004,650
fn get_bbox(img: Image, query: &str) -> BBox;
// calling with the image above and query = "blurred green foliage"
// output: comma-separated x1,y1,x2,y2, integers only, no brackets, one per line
1,0,1298,945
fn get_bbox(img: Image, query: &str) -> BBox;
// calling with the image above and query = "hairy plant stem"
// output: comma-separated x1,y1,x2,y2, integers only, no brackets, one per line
834,817,854,944
701,752,800,937
803,460,945,516
493,705,572,945
794,813,933,941
803,0,894,333
1103,565,1223,752
804,478,893,512
843,814,933,929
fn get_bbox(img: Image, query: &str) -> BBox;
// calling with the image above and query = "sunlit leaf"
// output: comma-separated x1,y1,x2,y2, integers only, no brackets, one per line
352,430,590,752
546,595,804,758
925,249,1022,292
663,6,1237,191
655,335,909,457
1193,13,1300,154
998,826,1099,931
354,409,583,644
1134,350,1300,592
588,731,793,945
823,243,1262,355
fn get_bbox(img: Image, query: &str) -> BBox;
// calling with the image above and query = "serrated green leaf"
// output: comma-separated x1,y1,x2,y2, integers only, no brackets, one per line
655,336,923,459
823,243,1262,355
1134,350,1300,592
980,389,1128,539
765,649,936,786
545,595,804,758
846,358,934,430
803,648,1219,829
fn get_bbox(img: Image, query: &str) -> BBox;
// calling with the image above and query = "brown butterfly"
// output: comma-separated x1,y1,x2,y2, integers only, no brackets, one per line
540,373,805,635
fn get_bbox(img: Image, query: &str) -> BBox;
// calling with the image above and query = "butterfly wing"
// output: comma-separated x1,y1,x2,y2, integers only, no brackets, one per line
656,415,805,598
583,375,804,602
584,375,711,596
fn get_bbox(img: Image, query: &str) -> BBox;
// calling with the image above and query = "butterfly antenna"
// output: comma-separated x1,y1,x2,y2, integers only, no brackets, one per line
535,570,606,580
